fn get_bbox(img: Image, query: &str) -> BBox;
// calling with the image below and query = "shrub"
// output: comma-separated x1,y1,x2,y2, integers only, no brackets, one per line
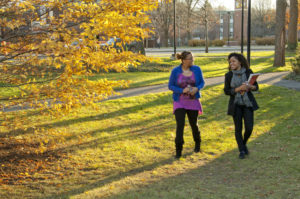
188,39,207,47
237,39,247,46
255,37,275,45
211,39,225,46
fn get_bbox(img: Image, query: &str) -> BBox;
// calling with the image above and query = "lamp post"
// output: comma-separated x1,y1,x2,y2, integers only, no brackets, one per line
241,0,244,53
247,0,251,65
173,0,176,57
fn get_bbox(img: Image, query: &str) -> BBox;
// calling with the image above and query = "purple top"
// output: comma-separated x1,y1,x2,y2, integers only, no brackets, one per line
173,72,203,114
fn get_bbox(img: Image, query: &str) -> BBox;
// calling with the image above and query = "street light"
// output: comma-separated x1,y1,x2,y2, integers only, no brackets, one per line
247,0,251,65
241,0,244,53
173,0,176,57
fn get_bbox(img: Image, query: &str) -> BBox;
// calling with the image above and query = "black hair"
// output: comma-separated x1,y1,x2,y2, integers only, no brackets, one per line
228,52,249,70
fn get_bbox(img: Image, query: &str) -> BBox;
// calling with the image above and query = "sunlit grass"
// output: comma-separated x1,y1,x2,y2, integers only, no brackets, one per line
1,84,299,199
0,82,19,99
92,54,293,88
0,51,294,99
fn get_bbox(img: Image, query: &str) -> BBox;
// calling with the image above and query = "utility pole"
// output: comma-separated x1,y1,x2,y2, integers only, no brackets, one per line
247,0,251,65
241,0,244,53
173,0,176,57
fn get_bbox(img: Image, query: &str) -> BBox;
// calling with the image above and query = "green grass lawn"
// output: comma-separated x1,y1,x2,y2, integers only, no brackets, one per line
1,84,299,198
0,51,294,100
92,52,293,89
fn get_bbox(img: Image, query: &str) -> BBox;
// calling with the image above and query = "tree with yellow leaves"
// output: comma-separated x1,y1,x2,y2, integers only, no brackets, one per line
0,0,158,129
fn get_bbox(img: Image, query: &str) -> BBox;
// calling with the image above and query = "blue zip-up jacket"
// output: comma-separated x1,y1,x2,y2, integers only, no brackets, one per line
168,64,205,101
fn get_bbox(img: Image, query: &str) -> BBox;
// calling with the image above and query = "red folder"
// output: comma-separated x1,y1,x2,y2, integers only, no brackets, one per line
248,73,260,85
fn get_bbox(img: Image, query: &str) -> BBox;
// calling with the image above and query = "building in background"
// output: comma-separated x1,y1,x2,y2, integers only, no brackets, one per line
217,0,248,44
233,0,248,41
218,11,234,41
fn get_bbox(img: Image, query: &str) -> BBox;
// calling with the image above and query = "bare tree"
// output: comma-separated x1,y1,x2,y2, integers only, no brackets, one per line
175,1,190,46
150,0,173,47
274,0,288,67
288,0,298,50
251,0,275,37
184,0,202,40
199,0,214,53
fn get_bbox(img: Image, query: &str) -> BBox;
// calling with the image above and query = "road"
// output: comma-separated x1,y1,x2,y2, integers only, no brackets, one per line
145,46,275,56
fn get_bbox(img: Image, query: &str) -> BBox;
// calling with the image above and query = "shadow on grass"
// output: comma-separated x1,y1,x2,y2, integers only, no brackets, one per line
61,117,173,153
42,85,299,199
104,118,299,199
41,155,184,199
0,95,173,182
98,87,300,199
42,94,171,128
202,67,228,78
3,93,172,138
125,76,170,88
1,85,299,199
38,88,231,198
194,57,225,65
45,85,228,153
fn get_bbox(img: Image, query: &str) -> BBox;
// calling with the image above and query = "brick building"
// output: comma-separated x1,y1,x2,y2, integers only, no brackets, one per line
218,0,248,43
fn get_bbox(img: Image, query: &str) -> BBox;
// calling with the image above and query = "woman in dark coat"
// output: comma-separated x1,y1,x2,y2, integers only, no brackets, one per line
224,53,259,159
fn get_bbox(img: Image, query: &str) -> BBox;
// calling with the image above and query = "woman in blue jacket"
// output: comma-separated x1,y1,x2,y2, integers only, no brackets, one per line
224,53,259,159
168,51,205,159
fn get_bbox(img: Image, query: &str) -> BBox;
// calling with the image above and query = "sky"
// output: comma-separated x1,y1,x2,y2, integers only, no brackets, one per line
211,0,277,11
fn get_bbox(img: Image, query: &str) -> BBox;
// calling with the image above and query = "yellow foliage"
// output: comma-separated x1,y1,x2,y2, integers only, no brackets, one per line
0,0,158,130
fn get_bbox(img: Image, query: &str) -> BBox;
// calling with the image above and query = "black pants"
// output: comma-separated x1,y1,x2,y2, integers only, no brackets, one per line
233,105,254,152
174,108,201,147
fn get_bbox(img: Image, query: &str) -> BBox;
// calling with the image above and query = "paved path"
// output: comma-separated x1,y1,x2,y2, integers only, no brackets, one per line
145,46,275,55
2,71,299,112
109,71,299,100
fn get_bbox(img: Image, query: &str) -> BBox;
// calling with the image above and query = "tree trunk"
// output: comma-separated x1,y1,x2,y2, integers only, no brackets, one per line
136,41,145,55
288,0,298,50
187,9,192,40
163,29,169,47
274,0,287,67
205,19,208,53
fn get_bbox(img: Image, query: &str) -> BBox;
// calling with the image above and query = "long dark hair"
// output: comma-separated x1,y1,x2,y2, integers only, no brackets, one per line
228,52,249,71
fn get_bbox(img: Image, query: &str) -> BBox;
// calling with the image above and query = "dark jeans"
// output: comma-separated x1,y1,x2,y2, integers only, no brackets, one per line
174,108,201,147
233,105,254,152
